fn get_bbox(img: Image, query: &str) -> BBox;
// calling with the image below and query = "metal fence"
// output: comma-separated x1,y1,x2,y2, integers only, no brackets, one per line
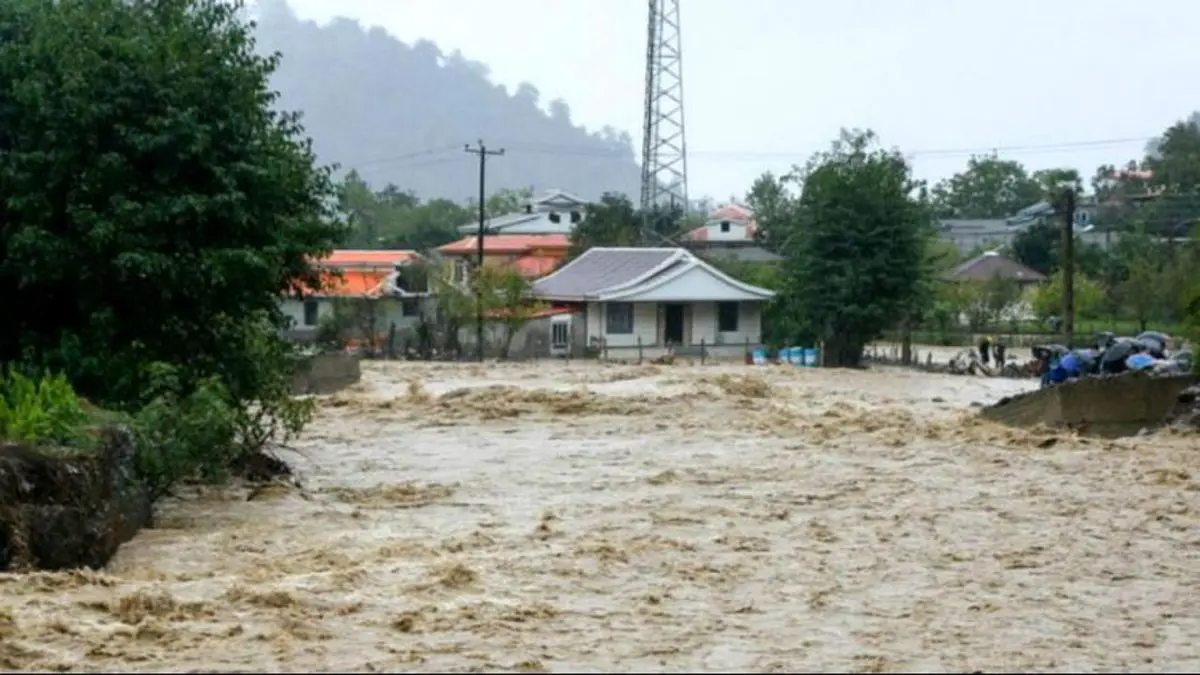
882,318,1186,349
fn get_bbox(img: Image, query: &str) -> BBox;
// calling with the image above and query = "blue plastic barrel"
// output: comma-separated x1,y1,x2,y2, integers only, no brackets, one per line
752,347,767,365
803,347,819,367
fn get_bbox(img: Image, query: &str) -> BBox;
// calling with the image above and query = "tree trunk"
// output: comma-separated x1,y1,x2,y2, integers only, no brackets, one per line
899,315,913,365
500,325,517,360
824,336,865,368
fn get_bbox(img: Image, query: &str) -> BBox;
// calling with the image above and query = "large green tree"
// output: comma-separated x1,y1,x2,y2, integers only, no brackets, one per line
569,193,683,257
930,154,1042,219
0,0,344,407
766,130,932,367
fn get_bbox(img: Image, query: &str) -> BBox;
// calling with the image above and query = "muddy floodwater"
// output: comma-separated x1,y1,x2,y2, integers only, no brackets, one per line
3,361,1199,673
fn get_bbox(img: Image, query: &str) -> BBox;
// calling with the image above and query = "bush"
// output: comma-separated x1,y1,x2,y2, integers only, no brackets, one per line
130,322,314,500
131,364,239,500
0,369,91,447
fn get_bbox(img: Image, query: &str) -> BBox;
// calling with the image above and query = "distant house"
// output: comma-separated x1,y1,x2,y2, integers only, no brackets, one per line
437,233,571,282
681,204,782,263
455,189,589,236
938,196,1118,253
938,219,1014,254
944,250,1047,284
282,249,428,341
531,247,775,358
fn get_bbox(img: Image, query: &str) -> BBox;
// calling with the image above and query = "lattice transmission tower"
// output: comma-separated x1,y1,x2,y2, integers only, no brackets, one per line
639,0,689,233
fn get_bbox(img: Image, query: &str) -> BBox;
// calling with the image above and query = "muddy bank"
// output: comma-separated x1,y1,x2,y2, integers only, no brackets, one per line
0,427,151,572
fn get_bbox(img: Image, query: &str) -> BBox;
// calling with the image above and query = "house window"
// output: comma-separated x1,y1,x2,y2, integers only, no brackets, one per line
401,298,420,317
302,300,320,327
605,303,634,334
717,302,739,332
551,321,569,347
720,220,731,233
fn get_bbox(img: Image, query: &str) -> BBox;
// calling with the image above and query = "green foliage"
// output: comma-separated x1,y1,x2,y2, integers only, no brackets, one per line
1029,271,1105,321
131,365,238,500
0,0,346,407
0,0,337,494
474,265,545,358
570,193,685,257
0,370,90,447
930,154,1042,219
937,274,1024,332
339,170,519,251
764,129,932,366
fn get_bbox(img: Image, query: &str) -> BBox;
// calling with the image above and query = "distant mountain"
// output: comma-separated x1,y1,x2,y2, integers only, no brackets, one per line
254,1,642,201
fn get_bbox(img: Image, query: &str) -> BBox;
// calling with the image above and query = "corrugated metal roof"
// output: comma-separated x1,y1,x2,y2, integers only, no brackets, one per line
532,248,680,299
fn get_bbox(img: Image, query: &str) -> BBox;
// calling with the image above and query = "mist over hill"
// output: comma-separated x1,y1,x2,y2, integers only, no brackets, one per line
254,0,642,201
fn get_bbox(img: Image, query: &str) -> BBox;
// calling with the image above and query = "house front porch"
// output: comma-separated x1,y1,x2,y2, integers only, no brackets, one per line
585,300,765,359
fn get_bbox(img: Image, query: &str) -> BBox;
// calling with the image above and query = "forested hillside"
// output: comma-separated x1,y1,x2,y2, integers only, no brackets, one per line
254,0,642,199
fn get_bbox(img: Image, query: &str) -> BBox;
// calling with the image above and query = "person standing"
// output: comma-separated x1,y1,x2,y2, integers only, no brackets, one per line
978,335,992,365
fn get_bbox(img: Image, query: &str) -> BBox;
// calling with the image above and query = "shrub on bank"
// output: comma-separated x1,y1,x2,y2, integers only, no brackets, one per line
0,369,93,448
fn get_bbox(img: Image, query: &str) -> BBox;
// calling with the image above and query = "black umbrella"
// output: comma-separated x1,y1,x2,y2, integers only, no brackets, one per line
1100,339,1136,373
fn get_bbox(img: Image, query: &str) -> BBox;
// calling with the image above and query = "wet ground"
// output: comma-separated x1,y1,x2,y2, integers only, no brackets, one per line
2,361,1199,673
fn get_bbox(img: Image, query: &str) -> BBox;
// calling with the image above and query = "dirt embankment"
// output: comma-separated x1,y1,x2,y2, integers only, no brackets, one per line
0,427,152,572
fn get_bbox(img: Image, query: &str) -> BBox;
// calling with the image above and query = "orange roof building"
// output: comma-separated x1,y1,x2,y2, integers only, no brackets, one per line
438,234,570,279
301,249,423,298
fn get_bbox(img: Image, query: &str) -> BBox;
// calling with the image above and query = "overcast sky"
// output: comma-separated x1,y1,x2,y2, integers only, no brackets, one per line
280,0,1200,200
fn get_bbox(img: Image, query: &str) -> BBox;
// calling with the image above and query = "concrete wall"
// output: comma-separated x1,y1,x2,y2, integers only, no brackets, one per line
981,372,1198,437
291,352,363,395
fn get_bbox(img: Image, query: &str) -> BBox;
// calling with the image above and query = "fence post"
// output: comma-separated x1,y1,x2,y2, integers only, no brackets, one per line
602,337,608,361
700,337,706,365
637,335,643,364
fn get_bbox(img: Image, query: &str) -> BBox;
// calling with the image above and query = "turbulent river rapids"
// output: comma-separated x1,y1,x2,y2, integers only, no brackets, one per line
2,360,1198,673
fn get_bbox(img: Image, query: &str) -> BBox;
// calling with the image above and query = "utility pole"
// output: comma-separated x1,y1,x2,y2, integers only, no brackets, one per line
464,140,505,362
1061,187,1077,348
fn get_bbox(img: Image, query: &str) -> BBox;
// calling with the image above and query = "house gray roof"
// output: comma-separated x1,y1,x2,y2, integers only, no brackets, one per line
945,251,1047,282
533,248,680,298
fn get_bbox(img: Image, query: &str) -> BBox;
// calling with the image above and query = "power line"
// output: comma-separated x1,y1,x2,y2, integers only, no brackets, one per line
334,135,1159,172
492,136,1155,162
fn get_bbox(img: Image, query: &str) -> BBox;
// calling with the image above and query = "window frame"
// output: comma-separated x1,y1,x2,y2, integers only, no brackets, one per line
605,302,634,335
717,301,739,333
303,299,320,327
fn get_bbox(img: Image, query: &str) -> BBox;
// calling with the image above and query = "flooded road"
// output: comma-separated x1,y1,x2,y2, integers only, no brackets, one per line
3,361,1199,673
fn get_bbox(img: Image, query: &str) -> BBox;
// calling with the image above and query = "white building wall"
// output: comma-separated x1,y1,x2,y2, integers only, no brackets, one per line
690,301,763,346
585,301,657,348
696,220,753,243
585,300,764,348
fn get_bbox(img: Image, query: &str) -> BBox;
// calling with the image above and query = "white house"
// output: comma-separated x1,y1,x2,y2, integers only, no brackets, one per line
531,247,775,359
682,203,783,263
456,188,589,236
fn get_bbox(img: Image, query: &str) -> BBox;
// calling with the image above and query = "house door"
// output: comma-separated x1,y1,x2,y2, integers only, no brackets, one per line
663,303,685,345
